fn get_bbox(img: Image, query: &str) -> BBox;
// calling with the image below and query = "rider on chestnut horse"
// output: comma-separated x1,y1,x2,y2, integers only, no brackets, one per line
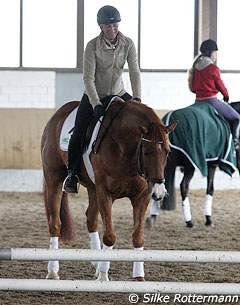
62,5,141,193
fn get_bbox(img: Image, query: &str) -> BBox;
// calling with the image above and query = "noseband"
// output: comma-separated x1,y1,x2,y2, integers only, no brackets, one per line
138,136,165,185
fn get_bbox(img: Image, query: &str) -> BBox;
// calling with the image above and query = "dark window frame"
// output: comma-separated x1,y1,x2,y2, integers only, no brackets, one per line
3,0,235,72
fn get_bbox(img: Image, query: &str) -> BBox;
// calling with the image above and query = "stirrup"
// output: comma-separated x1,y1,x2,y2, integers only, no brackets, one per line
62,174,80,193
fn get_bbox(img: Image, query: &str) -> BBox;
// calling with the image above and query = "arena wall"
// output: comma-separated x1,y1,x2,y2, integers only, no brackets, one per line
0,108,54,169
1,70,240,169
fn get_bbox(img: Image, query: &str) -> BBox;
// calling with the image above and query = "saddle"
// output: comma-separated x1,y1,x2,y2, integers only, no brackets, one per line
59,96,126,153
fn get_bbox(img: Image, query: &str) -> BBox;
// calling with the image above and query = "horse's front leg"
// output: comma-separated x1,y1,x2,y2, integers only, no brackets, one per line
86,187,101,277
131,193,150,281
205,164,216,227
96,190,115,281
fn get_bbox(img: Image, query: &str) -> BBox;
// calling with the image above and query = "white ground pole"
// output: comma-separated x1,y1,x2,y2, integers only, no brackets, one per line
0,279,240,294
1,248,240,263
1,249,240,293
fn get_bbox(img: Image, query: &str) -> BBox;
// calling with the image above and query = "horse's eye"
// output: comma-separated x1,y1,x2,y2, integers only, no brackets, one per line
144,151,151,156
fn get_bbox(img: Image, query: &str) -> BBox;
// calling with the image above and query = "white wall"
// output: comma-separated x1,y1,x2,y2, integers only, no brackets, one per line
0,70,240,110
0,169,238,192
0,71,55,108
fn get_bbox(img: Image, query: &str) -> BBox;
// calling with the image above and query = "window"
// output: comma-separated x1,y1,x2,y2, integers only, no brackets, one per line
140,0,194,69
0,0,20,67
0,0,195,71
217,0,240,70
22,0,77,68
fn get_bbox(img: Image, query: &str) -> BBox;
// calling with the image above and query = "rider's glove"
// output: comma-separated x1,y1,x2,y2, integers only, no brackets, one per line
223,96,229,103
133,97,141,103
93,104,105,118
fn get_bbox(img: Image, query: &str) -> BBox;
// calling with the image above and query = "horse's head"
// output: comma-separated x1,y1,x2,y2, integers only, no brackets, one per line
138,120,177,201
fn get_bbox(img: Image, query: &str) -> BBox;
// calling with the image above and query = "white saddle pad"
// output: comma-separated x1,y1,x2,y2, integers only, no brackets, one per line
60,107,78,151
60,106,102,184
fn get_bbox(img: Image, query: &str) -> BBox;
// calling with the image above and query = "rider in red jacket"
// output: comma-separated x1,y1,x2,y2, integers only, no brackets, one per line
188,39,240,150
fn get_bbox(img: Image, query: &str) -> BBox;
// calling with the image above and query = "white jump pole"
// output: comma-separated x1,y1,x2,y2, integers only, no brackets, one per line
0,279,240,294
1,248,240,263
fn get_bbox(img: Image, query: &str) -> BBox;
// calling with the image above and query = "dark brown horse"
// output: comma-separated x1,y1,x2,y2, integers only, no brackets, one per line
41,97,177,281
146,101,240,229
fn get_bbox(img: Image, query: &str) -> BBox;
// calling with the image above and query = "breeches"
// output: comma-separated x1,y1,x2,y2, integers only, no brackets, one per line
206,98,240,121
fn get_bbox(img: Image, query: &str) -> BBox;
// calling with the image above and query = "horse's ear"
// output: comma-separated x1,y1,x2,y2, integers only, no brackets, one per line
165,120,178,133
139,126,148,134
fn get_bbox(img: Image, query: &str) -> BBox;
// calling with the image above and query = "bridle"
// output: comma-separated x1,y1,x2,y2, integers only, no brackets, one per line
137,135,166,185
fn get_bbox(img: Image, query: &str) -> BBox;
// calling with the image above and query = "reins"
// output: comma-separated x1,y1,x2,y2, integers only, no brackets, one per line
92,101,128,154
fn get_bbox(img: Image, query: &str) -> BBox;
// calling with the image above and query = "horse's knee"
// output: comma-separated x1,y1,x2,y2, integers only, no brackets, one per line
132,231,144,248
86,201,99,232
103,232,116,246
49,218,62,237
86,218,98,232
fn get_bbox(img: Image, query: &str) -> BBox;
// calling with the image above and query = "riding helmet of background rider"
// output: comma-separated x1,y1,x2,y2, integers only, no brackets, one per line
200,39,218,57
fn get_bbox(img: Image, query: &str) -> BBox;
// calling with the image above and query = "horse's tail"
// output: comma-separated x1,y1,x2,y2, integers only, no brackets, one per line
59,192,76,243
43,180,76,244
161,159,176,210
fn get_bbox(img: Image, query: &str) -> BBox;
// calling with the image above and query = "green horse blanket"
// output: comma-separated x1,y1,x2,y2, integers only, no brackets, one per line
163,101,237,177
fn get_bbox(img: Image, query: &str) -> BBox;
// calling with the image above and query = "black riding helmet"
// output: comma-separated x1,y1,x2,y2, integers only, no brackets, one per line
97,5,121,25
200,39,218,57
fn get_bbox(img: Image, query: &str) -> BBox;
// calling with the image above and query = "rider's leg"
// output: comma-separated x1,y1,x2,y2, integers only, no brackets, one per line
63,94,93,193
63,92,132,193
207,98,240,149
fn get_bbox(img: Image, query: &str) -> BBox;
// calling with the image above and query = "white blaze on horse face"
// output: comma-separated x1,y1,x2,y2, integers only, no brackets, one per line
151,183,166,201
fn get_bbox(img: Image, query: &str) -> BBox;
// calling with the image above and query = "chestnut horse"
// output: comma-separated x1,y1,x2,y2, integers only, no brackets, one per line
41,98,177,281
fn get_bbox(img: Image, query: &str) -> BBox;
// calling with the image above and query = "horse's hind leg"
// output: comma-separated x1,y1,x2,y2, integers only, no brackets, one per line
180,164,195,228
205,164,216,227
44,177,63,280
145,198,160,229
145,159,177,229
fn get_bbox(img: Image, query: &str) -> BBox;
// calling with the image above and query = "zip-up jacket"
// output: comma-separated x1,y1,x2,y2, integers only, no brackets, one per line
189,55,228,100
83,31,141,107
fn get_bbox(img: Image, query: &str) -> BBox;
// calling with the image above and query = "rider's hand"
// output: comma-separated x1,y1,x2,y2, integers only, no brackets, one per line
93,104,105,118
223,96,229,103
133,97,141,103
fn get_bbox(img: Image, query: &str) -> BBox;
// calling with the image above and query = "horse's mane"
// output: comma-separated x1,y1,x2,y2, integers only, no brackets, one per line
88,100,170,154
125,101,170,151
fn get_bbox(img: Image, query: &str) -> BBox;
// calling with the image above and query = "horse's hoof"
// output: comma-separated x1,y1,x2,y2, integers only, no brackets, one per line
186,221,195,228
205,222,215,227
133,276,145,281
205,216,214,227
94,269,99,279
46,271,60,280
96,271,109,281
145,215,157,229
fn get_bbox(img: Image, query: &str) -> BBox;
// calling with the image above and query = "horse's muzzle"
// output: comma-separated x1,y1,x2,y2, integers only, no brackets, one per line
151,183,167,201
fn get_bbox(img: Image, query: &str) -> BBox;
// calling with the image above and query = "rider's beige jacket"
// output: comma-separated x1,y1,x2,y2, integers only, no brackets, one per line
83,31,141,107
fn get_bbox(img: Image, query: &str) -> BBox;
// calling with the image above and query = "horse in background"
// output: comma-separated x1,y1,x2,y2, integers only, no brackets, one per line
146,101,240,229
41,97,177,281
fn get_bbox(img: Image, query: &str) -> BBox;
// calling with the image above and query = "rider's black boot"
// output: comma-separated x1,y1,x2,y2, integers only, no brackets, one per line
231,120,240,150
62,169,79,193
62,136,81,193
